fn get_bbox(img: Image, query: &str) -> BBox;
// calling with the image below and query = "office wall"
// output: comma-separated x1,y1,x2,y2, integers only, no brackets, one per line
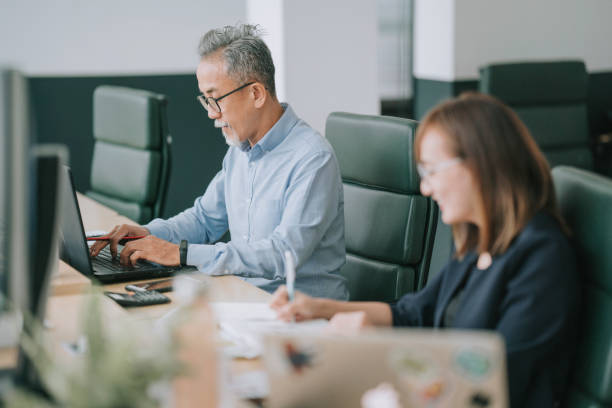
1,1,246,218
248,0,379,134
0,0,244,76
414,0,612,278
414,0,612,81
2,1,383,217
413,0,612,136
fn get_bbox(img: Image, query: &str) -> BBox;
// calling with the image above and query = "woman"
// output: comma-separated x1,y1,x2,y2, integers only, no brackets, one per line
270,92,580,408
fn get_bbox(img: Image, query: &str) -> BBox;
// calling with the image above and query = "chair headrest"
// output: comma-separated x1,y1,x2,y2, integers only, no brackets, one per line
479,60,587,105
93,85,167,150
325,112,420,194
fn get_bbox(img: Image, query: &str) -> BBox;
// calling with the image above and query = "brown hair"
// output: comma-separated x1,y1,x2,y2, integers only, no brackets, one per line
415,92,566,257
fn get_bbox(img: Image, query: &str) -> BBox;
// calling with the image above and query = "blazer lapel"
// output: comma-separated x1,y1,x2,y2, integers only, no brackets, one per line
434,252,477,327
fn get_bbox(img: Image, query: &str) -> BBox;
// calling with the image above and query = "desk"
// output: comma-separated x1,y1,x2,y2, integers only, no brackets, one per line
3,193,271,405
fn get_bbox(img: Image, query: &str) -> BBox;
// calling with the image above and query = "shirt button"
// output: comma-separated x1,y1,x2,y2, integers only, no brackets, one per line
245,198,250,204
242,235,248,240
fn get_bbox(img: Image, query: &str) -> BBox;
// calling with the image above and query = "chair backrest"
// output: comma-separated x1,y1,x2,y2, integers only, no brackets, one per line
326,112,438,302
552,166,612,407
86,85,171,224
480,61,593,170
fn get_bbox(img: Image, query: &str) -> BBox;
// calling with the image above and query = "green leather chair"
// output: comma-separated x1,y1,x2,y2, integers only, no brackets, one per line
552,166,612,407
326,112,438,302
480,61,593,170
86,86,171,224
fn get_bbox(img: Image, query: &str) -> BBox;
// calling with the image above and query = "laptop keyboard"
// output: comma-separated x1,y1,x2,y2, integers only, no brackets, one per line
93,247,142,272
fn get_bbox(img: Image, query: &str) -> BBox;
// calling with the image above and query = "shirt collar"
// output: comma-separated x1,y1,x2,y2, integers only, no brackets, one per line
242,103,297,154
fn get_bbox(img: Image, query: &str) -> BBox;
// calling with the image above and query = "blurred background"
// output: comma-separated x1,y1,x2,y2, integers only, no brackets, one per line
1,0,611,218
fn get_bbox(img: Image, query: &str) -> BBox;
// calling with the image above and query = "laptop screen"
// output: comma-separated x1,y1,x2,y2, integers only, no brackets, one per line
58,165,94,276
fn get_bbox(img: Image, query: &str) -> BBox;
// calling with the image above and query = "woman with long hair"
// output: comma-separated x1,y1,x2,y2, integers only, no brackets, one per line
270,93,580,407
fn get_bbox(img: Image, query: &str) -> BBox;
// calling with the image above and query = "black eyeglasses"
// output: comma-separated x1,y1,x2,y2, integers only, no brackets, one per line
196,82,255,113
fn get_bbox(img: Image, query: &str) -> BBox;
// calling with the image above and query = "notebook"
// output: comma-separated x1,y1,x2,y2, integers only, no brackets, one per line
59,165,196,283
264,328,508,408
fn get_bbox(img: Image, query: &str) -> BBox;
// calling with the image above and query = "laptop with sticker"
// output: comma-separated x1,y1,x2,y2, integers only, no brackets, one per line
263,328,508,408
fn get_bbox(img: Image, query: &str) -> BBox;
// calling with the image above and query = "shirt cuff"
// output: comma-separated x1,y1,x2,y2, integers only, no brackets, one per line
144,219,170,241
186,243,216,268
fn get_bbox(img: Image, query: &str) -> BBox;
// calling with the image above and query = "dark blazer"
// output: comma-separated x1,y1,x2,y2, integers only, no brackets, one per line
391,212,580,408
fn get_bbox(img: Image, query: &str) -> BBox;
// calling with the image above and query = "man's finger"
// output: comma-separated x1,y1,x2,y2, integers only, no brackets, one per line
129,251,144,267
119,243,136,265
109,226,129,258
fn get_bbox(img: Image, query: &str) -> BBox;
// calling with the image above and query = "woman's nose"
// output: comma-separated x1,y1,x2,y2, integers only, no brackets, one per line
420,178,432,197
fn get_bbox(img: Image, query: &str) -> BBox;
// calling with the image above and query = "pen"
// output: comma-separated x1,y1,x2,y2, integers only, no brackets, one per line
86,235,146,241
284,250,295,302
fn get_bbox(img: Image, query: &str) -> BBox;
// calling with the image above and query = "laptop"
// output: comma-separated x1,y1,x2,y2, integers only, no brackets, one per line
59,165,196,283
264,328,508,408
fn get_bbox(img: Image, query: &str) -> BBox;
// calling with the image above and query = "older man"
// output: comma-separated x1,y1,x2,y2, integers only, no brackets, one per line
90,24,348,300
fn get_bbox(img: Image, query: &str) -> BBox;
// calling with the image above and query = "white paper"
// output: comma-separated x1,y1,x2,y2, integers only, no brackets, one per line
211,302,327,359
211,302,278,322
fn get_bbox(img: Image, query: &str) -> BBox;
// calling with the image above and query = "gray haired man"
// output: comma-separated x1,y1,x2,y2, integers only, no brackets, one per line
91,24,348,300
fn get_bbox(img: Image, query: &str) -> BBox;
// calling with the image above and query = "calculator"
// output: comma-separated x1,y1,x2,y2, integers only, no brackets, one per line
104,290,170,307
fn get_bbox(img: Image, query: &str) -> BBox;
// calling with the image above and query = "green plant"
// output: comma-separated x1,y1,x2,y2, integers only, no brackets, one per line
4,288,185,408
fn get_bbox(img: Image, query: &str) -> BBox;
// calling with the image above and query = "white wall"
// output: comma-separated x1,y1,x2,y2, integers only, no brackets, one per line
414,0,612,81
246,0,286,101
0,0,246,76
248,0,379,134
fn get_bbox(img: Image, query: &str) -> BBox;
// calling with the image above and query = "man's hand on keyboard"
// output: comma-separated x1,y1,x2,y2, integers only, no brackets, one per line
119,235,181,267
89,224,151,258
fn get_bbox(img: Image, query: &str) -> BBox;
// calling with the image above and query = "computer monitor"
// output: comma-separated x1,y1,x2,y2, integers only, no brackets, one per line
15,145,67,391
0,68,31,347
0,68,66,396
28,145,67,322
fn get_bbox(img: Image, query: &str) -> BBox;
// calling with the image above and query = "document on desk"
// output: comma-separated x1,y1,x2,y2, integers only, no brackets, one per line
211,302,327,359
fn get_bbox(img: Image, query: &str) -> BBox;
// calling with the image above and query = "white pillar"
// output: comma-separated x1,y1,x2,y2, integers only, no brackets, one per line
248,0,379,134
413,0,456,82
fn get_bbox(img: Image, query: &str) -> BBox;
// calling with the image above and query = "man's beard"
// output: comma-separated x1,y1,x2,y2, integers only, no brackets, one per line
215,120,240,147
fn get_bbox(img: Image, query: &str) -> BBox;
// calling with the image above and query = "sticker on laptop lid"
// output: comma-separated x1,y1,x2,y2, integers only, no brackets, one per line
266,339,320,376
453,348,494,380
388,348,452,405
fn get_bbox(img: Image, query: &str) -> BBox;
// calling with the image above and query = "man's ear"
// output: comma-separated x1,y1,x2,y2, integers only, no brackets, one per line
251,82,267,108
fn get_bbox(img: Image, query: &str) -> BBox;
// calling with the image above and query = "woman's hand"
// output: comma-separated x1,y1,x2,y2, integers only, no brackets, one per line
269,285,323,322
328,311,372,333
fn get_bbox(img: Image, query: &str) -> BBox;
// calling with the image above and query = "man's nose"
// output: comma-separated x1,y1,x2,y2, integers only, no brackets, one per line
208,109,221,120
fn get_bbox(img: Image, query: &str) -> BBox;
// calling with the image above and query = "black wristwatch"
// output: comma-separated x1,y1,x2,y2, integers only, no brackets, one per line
179,240,188,266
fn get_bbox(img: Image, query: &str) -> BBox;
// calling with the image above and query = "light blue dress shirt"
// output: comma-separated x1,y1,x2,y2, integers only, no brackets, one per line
145,104,348,300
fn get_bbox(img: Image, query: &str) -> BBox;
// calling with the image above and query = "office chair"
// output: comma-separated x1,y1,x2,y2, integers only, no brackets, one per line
552,166,612,407
86,86,171,224
326,112,438,302
479,60,593,170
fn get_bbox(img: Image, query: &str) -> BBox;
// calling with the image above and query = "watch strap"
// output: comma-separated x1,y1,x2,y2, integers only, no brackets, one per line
179,240,188,266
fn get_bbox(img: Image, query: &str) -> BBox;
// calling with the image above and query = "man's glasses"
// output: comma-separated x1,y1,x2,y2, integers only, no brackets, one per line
416,157,463,180
196,82,255,113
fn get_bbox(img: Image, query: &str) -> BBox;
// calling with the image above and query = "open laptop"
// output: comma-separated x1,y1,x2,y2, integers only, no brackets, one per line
59,165,196,283
264,328,508,408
